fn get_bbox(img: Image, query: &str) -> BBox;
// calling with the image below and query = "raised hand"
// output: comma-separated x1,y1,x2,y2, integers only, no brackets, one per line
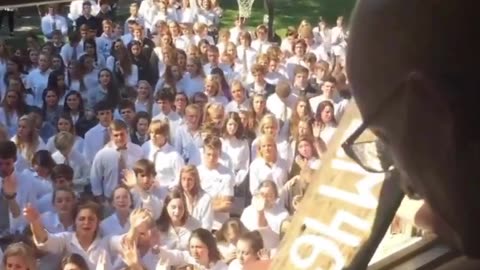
283,175,300,190
122,169,138,188
120,238,140,266
312,121,323,138
252,194,266,212
295,155,308,169
257,249,270,260
23,203,40,224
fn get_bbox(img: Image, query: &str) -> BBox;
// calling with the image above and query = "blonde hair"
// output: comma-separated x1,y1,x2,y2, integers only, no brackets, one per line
3,242,37,270
109,119,128,132
15,115,40,163
203,102,225,124
258,114,278,135
257,134,278,162
54,131,75,153
149,119,170,140
204,74,222,97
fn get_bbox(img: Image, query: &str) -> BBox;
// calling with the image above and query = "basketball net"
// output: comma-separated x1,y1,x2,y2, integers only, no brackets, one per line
237,0,255,18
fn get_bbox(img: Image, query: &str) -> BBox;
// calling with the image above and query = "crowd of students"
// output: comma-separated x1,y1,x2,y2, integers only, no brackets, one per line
0,0,350,269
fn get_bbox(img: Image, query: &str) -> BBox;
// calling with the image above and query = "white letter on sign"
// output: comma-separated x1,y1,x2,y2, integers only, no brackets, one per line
318,174,383,209
290,225,345,270
305,211,368,247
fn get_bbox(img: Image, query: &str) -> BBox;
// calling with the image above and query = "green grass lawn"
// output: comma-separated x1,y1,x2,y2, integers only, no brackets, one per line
220,0,356,36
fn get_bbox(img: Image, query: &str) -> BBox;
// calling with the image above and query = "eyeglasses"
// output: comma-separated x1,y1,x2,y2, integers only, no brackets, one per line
341,80,405,173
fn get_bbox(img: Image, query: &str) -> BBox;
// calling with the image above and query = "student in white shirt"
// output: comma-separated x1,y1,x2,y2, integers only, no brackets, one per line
215,218,249,265
90,119,143,201
0,141,37,237
178,165,214,230
221,112,250,189
40,188,76,233
286,39,308,80
46,114,85,155
197,135,235,230
152,91,183,146
178,57,205,98
174,104,203,163
251,114,292,163
249,134,288,195
226,81,251,113
228,231,266,270
11,115,47,167
157,188,201,251
236,32,257,76
251,25,271,54
204,74,228,106
313,100,338,145
134,80,156,116
100,185,132,237
36,164,75,213
309,76,348,122
229,16,247,45
240,180,289,249
106,40,139,88
154,228,228,270
142,119,184,189
28,150,55,199
25,200,113,269
41,5,68,40
266,81,298,139
1,243,37,270
52,131,90,192
83,101,114,163
25,53,52,107
122,159,167,219
108,209,170,270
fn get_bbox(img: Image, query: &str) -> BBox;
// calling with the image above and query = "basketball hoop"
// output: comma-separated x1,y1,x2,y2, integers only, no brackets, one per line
237,0,255,18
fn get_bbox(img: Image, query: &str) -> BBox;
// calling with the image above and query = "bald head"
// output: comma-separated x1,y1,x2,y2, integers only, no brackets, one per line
348,0,480,258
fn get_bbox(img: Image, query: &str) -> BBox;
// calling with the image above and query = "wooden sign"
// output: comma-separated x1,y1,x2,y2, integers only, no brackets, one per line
270,103,385,270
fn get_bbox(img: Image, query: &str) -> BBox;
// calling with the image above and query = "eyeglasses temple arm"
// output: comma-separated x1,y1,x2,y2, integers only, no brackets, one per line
343,170,405,270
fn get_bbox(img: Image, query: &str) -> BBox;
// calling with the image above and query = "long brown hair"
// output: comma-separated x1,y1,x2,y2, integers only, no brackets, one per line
156,188,189,232
115,41,133,76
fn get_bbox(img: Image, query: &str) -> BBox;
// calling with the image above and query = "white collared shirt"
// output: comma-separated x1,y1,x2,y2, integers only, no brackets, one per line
142,141,184,188
40,14,68,37
240,203,289,249
0,171,37,235
130,186,166,220
221,137,250,186
51,150,90,192
249,157,288,196
178,73,205,98
174,125,203,162
23,169,53,199
41,211,74,233
100,212,130,237
197,163,234,229
83,124,109,163
160,216,201,251
225,99,251,114
25,68,51,107
186,190,213,231
34,232,112,270
90,142,144,198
